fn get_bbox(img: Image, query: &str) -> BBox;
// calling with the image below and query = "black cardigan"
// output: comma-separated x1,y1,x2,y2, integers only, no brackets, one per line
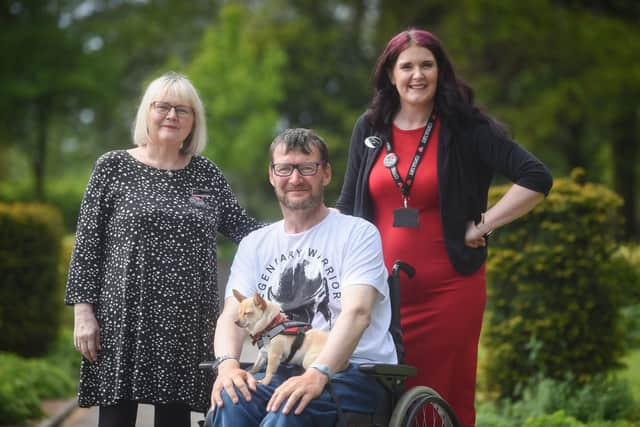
336,112,553,275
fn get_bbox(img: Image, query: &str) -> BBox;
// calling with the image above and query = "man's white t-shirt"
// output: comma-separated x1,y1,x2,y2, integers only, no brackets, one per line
225,209,397,364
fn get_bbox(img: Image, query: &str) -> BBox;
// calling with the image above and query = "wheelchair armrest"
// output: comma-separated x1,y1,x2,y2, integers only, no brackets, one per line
357,363,417,410
358,363,417,377
199,360,217,371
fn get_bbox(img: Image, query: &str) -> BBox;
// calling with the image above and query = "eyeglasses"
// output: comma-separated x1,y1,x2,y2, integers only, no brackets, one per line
271,162,324,177
151,101,194,118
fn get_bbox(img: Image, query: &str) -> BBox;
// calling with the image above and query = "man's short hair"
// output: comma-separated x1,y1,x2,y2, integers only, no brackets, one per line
270,128,329,163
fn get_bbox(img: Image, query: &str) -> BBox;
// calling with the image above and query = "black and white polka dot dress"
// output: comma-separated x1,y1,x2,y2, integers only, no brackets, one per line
65,150,260,412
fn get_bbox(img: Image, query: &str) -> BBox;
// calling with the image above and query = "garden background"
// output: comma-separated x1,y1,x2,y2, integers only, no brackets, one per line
1,1,640,426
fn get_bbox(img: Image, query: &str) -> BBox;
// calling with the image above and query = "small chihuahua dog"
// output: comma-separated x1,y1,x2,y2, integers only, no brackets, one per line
233,289,345,385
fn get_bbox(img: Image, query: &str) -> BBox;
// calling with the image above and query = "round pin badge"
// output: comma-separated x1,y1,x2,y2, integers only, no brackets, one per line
383,153,398,168
364,136,382,149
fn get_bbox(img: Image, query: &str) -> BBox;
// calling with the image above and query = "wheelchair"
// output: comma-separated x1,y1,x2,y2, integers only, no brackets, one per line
200,260,459,427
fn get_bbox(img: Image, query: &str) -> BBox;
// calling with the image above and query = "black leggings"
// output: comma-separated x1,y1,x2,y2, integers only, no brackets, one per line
98,400,191,427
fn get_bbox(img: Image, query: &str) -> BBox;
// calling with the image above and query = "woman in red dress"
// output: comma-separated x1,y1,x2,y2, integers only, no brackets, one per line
336,28,552,426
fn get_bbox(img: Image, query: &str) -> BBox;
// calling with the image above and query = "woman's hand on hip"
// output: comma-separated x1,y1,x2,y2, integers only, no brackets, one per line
464,220,487,248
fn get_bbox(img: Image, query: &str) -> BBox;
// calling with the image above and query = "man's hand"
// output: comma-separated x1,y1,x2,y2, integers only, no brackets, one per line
266,367,329,415
73,303,101,363
210,360,257,410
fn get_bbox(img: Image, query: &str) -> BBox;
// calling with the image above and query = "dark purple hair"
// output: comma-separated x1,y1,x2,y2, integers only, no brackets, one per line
368,28,507,137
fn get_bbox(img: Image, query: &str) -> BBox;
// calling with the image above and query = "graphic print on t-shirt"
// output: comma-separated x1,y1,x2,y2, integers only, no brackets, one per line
235,211,397,365
259,248,340,328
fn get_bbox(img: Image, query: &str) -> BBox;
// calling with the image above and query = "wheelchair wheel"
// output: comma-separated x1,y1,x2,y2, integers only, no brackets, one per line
388,385,460,427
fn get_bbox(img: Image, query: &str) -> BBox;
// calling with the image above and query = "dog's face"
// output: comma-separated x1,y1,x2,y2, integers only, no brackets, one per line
233,289,277,334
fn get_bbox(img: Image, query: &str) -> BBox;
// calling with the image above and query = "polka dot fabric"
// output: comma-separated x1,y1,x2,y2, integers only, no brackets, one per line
65,150,260,412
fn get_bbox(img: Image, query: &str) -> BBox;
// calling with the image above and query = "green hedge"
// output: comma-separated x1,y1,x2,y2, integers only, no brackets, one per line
483,169,639,399
0,203,65,357
0,240,78,426
0,335,77,425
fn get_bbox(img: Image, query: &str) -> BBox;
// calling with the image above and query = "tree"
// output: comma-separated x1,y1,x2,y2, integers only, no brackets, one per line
0,0,219,201
0,0,113,199
185,3,287,218
187,0,380,210
248,0,384,201
437,0,640,237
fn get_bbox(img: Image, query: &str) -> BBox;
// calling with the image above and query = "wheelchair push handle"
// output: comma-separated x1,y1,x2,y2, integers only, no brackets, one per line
391,260,415,280
388,260,414,365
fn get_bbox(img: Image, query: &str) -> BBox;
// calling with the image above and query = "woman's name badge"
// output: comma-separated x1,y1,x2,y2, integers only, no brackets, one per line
190,188,213,209
364,136,382,149
393,207,419,228
383,153,398,168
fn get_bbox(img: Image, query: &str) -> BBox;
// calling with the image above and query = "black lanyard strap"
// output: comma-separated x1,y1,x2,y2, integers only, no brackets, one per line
384,113,437,197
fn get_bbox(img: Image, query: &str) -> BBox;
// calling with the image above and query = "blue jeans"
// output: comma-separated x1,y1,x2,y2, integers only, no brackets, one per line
206,363,385,427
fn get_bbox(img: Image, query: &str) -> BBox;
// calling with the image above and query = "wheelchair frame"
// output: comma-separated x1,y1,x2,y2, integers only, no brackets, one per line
341,260,459,427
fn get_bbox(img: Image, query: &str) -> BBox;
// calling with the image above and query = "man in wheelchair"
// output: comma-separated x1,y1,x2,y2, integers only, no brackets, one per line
205,128,397,426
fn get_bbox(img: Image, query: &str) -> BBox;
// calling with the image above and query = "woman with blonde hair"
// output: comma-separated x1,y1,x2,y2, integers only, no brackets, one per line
66,72,260,426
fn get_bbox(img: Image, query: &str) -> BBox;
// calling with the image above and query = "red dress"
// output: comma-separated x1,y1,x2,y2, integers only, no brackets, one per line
369,121,486,427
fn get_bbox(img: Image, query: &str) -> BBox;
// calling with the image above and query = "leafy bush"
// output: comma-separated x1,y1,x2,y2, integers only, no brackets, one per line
483,169,638,398
44,328,80,379
521,411,583,427
0,351,76,424
476,374,639,427
585,421,639,427
59,235,76,326
521,374,636,423
0,202,65,357
616,244,640,351
476,401,517,427
0,376,42,425
614,244,640,276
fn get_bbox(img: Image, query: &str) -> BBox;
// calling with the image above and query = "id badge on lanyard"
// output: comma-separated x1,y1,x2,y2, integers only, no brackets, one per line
393,197,419,228
382,113,437,228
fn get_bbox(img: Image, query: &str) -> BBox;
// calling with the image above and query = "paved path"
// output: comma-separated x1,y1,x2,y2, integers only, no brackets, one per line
58,404,205,427
58,340,258,426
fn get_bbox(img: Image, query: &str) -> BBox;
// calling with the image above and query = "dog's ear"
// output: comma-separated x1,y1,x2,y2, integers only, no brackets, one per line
233,289,246,302
253,294,267,311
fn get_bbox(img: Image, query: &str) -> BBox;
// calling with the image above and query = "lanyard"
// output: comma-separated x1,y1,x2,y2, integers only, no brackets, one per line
383,113,437,202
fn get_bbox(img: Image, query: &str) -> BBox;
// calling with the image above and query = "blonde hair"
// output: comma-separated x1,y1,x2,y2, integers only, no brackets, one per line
132,71,207,155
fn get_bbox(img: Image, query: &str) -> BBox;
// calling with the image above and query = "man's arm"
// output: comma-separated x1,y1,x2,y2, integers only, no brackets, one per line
309,284,376,373
210,296,256,409
266,284,378,415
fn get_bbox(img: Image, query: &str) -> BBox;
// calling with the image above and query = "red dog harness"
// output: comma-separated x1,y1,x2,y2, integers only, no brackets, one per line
250,313,312,363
